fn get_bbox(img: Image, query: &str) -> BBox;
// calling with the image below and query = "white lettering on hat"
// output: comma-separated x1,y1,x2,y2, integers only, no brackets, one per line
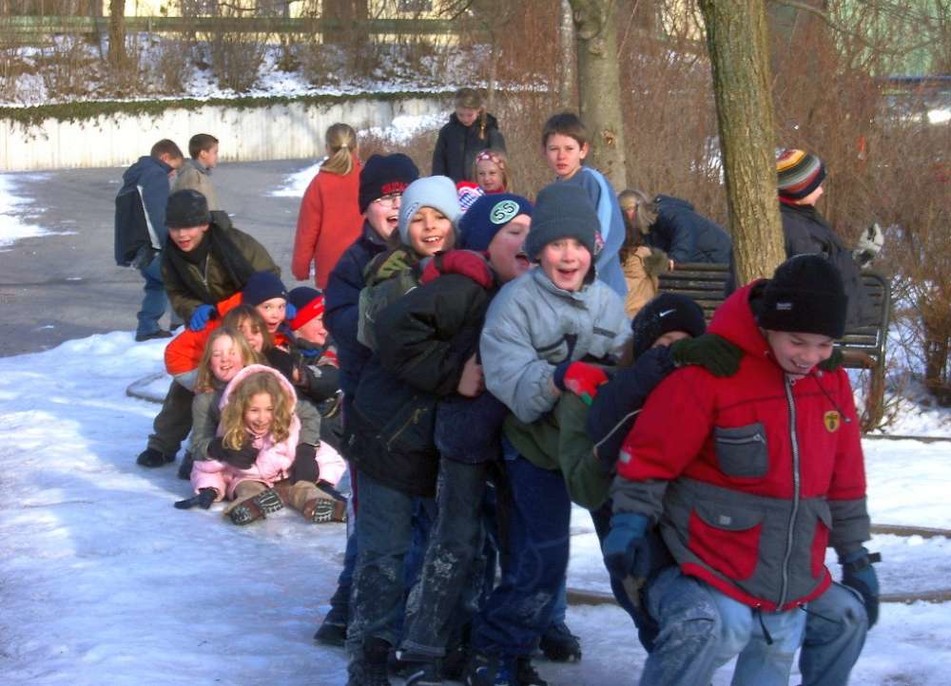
776,302,793,311
490,200,520,225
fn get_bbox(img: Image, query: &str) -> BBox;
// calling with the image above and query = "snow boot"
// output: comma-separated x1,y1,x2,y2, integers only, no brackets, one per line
228,488,283,525
539,620,582,662
515,657,549,686
304,494,348,524
136,447,174,468
465,652,514,686
347,637,392,686
176,451,194,480
400,655,442,686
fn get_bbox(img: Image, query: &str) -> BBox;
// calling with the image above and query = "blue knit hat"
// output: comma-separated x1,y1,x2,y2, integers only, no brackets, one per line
459,193,533,252
523,183,597,260
242,271,287,306
398,176,463,245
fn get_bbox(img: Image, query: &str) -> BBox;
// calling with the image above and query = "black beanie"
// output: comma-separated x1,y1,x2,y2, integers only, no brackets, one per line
757,254,847,339
358,153,420,214
242,271,288,307
523,183,598,260
630,293,707,358
166,189,211,228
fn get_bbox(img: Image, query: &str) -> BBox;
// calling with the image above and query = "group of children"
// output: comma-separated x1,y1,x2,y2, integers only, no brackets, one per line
131,89,879,686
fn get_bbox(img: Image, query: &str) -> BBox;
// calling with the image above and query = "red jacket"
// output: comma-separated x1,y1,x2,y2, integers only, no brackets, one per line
292,157,363,289
614,282,869,610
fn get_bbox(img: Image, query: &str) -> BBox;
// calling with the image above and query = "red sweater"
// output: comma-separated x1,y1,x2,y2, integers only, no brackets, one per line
292,156,364,289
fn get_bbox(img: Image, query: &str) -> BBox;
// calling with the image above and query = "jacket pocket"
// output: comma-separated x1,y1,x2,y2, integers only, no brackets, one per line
713,423,768,478
379,395,436,456
688,500,765,581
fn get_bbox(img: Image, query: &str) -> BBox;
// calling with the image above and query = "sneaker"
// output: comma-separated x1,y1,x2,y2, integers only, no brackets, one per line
177,451,194,480
135,329,173,342
402,658,442,686
465,652,513,686
313,619,347,647
136,447,175,468
539,620,582,662
514,657,549,686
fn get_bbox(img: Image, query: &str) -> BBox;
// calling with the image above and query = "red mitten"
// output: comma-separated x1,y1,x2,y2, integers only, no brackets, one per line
553,361,608,405
420,250,494,288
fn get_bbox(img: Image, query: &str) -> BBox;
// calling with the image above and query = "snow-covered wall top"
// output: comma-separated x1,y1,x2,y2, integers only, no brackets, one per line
0,94,444,171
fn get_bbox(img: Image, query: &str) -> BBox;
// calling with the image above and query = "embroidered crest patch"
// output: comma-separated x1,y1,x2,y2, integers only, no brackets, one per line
824,410,841,432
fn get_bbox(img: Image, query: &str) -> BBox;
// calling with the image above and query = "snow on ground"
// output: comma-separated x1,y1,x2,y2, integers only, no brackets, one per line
0,174,67,250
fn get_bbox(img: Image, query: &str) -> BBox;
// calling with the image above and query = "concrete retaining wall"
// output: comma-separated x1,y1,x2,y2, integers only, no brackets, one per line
1,94,445,171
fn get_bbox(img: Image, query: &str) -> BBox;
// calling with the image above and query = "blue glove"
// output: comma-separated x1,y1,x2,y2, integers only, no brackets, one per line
189,304,216,331
841,548,881,628
284,302,298,323
602,512,651,580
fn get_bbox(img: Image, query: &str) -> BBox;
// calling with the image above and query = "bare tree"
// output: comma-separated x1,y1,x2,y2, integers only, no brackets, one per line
698,0,784,283
108,0,126,69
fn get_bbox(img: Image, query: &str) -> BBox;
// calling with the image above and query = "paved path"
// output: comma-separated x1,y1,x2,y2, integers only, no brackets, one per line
0,160,313,357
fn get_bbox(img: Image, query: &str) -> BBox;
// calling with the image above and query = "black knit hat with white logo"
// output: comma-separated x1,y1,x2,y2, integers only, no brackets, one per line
631,293,707,358
757,254,847,339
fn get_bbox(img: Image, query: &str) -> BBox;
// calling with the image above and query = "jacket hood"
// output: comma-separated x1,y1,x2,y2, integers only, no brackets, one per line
656,195,695,213
122,155,169,184
218,363,297,413
707,280,773,360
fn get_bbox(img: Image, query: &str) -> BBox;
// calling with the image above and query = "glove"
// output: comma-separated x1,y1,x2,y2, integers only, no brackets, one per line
553,361,609,405
841,548,881,628
207,436,259,470
670,334,742,377
420,250,494,288
284,302,298,323
290,443,319,484
188,304,217,332
602,512,652,580
174,487,217,510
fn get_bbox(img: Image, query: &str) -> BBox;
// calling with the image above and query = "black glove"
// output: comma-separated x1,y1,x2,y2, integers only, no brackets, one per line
670,334,742,377
841,548,881,628
208,436,259,470
290,443,319,484
174,488,217,510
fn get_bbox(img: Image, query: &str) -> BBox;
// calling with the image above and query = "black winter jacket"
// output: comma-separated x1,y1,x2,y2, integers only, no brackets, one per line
431,112,506,183
646,195,733,265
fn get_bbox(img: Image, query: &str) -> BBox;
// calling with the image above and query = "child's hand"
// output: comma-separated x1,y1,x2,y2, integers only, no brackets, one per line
456,354,485,397
174,488,217,510
553,361,608,405
189,304,217,331
208,437,259,470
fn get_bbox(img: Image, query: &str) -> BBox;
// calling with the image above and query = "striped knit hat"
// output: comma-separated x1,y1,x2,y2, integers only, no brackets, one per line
776,149,827,200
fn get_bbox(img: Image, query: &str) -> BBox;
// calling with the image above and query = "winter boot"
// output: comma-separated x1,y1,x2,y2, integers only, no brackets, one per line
347,637,392,686
304,495,348,524
539,620,582,662
313,610,347,647
514,657,549,686
228,488,284,526
176,451,194,480
136,447,175,468
442,642,470,681
400,655,442,686
465,652,514,686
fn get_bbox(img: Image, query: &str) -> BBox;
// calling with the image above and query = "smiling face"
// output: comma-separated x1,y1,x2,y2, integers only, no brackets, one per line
538,238,591,292
544,133,588,180
208,334,243,383
168,224,209,252
365,193,401,240
476,158,504,192
486,214,532,284
406,206,456,257
765,330,835,379
243,391,275,437
255,298,286,334
237,318,265,353
295,312,328,347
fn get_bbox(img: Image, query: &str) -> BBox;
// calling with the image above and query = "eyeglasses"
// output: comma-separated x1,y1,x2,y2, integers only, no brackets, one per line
373,193,402,207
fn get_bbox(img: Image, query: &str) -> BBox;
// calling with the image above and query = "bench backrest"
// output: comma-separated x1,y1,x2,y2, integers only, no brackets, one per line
657,263,891,370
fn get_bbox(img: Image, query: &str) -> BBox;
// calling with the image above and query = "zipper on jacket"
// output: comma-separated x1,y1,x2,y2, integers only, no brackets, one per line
778,376,802,608
716,433,767,446
385,407,426,450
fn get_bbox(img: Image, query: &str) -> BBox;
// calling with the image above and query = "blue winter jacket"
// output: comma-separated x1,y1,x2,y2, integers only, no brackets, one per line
647,195,733,264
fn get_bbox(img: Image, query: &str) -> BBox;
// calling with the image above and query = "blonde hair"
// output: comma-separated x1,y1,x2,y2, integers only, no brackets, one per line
219,370,293,449
221,304,272,351
454,87,484,110
622,189,657,235
473,148,511,192
320,123,358,176
194,326,261,394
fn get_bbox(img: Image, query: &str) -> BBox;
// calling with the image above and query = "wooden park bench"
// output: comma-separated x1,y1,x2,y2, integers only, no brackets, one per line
658,263,891,431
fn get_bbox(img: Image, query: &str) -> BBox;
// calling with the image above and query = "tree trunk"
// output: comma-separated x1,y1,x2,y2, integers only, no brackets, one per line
558,0,577,111
568,0,627,190
698,0,784,284
108,0,126,69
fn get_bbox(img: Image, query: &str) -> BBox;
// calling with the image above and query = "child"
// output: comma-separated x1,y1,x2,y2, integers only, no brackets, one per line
292,123,364,289
542,112,627,298
604,254,878,685
473,149,510,194
432,87,506,184
186,364,346,525
174,133,220,210
344,176,463,686
617,189,669,317
465,183,630,686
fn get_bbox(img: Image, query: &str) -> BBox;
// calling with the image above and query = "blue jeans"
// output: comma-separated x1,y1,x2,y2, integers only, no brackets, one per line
800,582,868,686
472,450,571,658
642,567,805,686
401,458,490,658
346,471,434,656
136,252,173,336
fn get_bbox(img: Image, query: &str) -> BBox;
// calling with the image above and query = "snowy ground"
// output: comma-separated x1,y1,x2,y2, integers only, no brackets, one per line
1,169,950,685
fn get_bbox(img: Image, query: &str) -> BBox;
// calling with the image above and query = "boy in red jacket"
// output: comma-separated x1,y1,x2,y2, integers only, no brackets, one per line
604,254,879,686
